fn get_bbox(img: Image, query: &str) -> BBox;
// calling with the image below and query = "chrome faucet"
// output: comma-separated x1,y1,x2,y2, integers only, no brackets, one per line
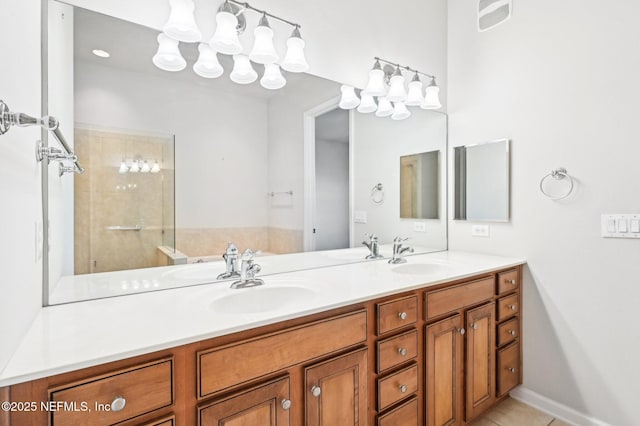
217,242,240,280
362,233,383,259
389,237,414,264
230,249,265,289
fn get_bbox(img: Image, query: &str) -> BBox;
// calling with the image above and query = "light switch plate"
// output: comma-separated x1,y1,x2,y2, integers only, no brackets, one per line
354,210,367,224
601,214,640,238
471,224,490,237
413,222,427,232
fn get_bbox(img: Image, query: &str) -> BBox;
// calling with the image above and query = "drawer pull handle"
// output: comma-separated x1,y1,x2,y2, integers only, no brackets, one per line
399,385,408,393
398,312,408,320
508,367,517,374
470,323,478,330
458,328,465,335
398,347,407,356
509,330,516,336
281,399,292,410
508,304,517,311
110,396,126,412
311,386,321,397
507,279,517,285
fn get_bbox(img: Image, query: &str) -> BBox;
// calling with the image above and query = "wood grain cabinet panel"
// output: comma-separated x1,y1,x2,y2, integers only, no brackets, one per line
497,342,521,397
465,303,496,421
497,317,519,347
49,358,173,426
497,269,519,295
376,329,417,373
377,364,418,411
425,277,494,320
141,414,175,426
497,294,519,321
377,296,418,335
377,397,418,426
198,376,290,426
305,348,368,426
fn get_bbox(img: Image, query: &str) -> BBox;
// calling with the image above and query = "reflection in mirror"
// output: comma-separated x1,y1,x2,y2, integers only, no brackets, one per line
45,1,448,304
400,151,439,219
453,139,509,221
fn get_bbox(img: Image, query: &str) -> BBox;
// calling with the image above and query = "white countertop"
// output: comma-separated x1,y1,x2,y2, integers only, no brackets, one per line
0,250,525,387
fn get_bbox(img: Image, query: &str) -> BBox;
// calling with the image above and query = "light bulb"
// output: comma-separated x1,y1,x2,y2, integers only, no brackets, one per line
230,54,258,84
281,27,309,73
193,43,223,78
141,160,151,173
387,67,406,102
210,1,242,55
118,160,128,174
151,161,161,173
421,78,442,110
391,102,411,121
249,15,279,64
357,94,377,113
260,63,286,90
405,74,423,106
375,97,394,117
339,85,360,109
163,0,202,43
363,60,386,96
129,161,140,173
152,33,186,72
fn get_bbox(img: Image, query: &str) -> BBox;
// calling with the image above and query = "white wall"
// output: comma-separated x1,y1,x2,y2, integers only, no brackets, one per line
353,109,447,249
0,0,43,372
448,1,640,425
315,139,349,250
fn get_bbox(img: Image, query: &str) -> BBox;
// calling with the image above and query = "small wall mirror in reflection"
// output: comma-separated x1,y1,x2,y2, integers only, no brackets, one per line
400,151,440,219
454,139,510,222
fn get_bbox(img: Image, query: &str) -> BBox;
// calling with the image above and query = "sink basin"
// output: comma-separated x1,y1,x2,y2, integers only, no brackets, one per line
391,263,451,275
210,286,317,314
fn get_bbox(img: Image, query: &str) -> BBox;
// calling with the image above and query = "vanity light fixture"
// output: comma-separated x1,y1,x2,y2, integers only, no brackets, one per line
391,101,411,121
405,73,424,106
141,160,151,173
118,160,129,174
387,66,407,103
421,77,442,110
92,49,110,58
339,85,360,109
357,94,377,114
155,0,307,91
375,97,394,117
151,161,161,173
363,59,386,96
128,160,140,173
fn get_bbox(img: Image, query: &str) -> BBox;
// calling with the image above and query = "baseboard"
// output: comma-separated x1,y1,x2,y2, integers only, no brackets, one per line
509,386,610,426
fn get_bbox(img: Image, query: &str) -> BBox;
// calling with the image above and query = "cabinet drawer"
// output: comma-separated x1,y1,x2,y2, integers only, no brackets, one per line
377,396,418,426
377,296,418,335
50,358,173,426
199,310,367,398
198,377,290,425
497,342,520,396
425,277,494,319
497,317,519,347
377,364,418,411
142,415,175,426
377,329,417,373
497,294,519,321
497,269,519,295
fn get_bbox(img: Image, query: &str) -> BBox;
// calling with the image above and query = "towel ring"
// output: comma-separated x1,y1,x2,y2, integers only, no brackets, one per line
371,183,384,204
539,167,574,200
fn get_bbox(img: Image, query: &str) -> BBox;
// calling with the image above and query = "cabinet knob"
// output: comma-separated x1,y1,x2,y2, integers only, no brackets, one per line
281,399,292,410
311,386,321,397
458,328,465,335
399,385,408,393
509,330,516,336
110,396,126,412
398,312,408,320
508,304,517,311
508,367,517,374
507,279,517,285
470,323,478,330
398,347,407,356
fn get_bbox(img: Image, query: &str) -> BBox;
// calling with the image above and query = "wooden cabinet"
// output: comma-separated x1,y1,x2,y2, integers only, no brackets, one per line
495,268,522,399
465,303,496,420
305,348,368,426
377,397,418,426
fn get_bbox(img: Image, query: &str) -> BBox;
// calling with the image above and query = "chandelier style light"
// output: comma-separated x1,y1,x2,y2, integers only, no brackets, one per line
340,57,441,121
154,0,308,91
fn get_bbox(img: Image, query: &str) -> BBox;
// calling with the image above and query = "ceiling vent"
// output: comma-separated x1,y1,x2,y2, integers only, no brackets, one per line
478,0,512,32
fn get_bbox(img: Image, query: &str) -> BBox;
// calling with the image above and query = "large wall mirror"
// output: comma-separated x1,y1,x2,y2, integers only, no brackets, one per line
44,0,448,305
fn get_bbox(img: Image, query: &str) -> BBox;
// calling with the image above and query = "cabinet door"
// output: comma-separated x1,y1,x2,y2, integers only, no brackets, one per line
305,348,368,426
199,377,290,426
465,303,496,421
425,314,464,426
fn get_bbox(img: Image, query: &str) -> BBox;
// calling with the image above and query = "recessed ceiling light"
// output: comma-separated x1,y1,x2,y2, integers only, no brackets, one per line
92,49,110,58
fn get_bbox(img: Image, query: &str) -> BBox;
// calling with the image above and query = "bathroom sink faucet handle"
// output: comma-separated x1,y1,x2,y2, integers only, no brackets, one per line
363,233,383,259
230,248,265,289
389,236,414,264
217,242,241,280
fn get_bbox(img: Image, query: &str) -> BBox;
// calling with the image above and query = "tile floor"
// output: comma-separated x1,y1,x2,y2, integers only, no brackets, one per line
472,398,572,426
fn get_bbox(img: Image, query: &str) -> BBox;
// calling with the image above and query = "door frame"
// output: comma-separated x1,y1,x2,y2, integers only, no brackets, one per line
303,97,353,252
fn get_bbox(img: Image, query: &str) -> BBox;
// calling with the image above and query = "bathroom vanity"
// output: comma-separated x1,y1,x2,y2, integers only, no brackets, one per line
0,252,524,426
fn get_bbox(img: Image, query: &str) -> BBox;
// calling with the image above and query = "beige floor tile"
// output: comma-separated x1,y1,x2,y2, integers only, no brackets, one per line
469,417,501,426
549,419,573,426
480,398,554,426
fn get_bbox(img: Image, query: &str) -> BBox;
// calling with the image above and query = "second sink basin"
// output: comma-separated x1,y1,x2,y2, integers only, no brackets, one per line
391,263,451,275
210,286,317,315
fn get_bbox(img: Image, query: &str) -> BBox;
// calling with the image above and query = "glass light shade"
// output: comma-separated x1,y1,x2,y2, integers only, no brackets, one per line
260,63,286,90
387,73,407,102
363,66,386,96
339,85,360,109
406,80,424,106
357,94,377,113
210,9,242,55
391,102,411,121
230,54,258,84
118,161,128,174
152,33,186,72
249,23,279,64
281,36,309,73
129,161,140,173
421,84,442,110
141,160,151,173
193,43,223,78
163,0,202,43
375,97,394,117
151,161,161,173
